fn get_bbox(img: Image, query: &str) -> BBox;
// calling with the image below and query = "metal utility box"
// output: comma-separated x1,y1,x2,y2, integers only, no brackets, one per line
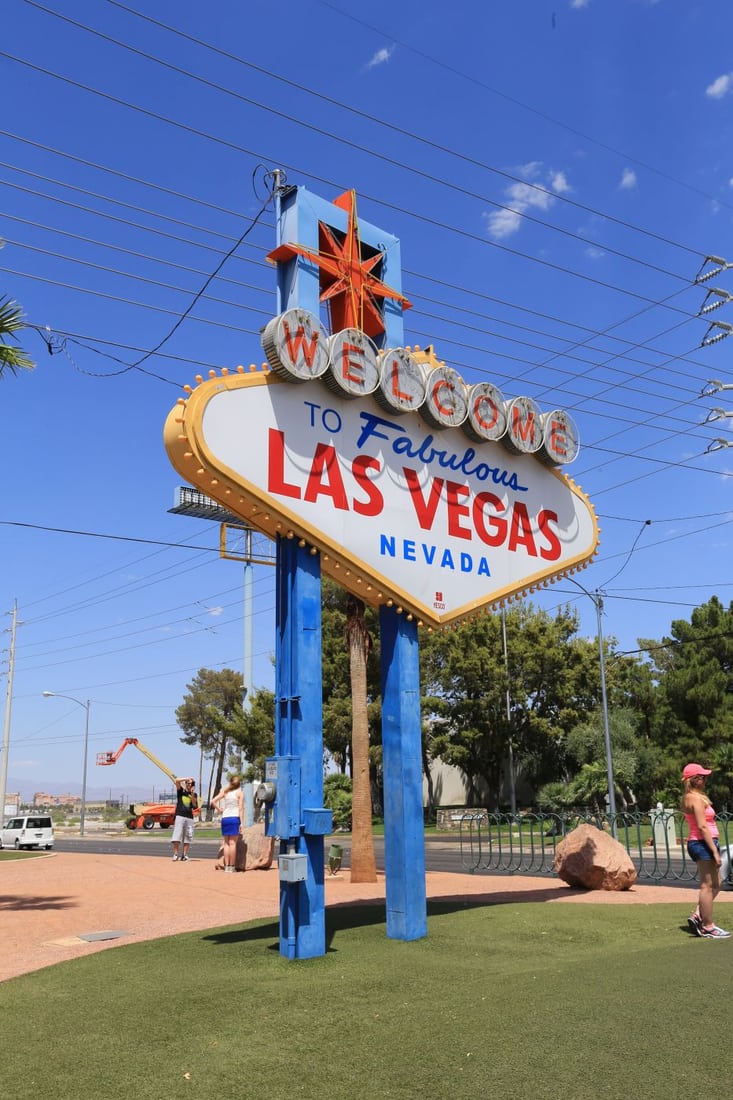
263,755,301,839
302,808,333,835
279,853,308,883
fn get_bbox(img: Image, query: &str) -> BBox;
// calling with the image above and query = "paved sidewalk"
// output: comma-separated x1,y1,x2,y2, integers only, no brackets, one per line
2,850,729,982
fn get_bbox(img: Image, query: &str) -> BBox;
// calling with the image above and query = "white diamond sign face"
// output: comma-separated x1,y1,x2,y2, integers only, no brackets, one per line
165,369,598,627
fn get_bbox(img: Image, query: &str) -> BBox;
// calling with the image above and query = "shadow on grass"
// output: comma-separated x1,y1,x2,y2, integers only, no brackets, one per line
202,906,388,953
0,894,77,911
201,884,589,952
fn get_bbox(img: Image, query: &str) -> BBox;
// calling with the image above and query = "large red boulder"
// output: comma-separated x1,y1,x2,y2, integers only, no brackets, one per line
554,823,637,891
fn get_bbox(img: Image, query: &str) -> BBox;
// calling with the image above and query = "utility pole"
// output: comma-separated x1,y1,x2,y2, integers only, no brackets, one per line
568,579,617,831
1,601,19,820
501,609,517,815
594,591,617,825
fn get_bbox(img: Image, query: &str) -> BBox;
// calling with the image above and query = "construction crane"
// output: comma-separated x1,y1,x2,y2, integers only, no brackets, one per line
96,738,195,830
96,738,178,783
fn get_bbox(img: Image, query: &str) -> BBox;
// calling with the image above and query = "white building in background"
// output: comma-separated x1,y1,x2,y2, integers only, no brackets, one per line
423,760,474,810
423,759,533,821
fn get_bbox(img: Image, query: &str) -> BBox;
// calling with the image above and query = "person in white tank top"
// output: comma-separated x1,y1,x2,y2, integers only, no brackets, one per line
212,775,244,873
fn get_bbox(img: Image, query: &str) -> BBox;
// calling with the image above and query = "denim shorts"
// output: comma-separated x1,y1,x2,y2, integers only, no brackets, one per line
687,838,720,862
221,816,241,837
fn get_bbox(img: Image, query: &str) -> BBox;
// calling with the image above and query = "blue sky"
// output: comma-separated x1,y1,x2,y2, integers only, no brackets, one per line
3,0,733,800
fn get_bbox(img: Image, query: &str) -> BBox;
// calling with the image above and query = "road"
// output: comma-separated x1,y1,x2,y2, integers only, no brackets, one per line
50,831,706,890
53,832,471,873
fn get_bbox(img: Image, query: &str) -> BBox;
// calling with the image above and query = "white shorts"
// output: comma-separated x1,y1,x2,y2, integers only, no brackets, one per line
172,816,195,844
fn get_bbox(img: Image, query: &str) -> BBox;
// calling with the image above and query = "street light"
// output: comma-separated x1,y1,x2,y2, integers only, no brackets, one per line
42,692,91,836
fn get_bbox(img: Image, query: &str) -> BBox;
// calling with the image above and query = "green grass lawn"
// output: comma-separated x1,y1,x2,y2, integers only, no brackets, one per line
2,899,726,1100
0,849,47,862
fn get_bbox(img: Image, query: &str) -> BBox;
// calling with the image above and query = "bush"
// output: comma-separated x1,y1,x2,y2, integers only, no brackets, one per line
324,773,352,831
536,782,575,812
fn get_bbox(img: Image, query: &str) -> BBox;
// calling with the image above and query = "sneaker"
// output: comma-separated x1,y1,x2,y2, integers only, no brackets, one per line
688,913,703,936
700,924,731,938
181,855,190,862
172,854,179,862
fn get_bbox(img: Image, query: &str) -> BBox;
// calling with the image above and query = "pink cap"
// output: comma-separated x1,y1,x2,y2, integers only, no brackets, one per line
682,762,712,781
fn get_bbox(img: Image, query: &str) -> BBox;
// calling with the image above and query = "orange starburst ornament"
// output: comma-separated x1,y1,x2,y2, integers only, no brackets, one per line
267,189,411,340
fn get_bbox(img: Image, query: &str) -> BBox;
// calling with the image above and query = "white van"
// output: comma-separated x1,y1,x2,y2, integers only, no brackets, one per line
0,814,55,850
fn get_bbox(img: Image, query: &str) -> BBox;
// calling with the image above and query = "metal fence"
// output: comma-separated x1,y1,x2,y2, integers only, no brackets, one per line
457,809,733,886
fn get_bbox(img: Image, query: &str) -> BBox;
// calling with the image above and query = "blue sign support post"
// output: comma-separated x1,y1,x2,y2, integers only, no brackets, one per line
269,182,426,949
273,535,328,960
380,606,428,941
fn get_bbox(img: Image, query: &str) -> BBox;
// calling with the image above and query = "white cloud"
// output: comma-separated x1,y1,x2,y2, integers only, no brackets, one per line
706,73,733,99
207,606,224,617
484,164,572,240
550,170,572,194
508,180,553,211
570,0,589,8
484,208,522,239
366,46,395,69
585,246,605,261
619,167,637,190
518,161,543,178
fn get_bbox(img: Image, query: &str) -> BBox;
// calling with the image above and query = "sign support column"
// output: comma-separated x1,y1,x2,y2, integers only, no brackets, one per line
275,536,327,959
380,605,427,941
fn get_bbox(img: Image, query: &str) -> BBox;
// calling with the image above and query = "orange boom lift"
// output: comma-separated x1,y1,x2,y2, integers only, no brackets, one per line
96,738,199,831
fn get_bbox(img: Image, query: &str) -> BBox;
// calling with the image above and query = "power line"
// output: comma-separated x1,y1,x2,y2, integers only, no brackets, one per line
2,129,719,378
1,213,269,293
312,0,733,217
7,236,709,427
127,166,277,371
3,175,707,396
4,253,709,444
0,49,700,306
3,184,713,436
3,135,717,415
103,0,707,259
3,13,729,513
0,518,221,552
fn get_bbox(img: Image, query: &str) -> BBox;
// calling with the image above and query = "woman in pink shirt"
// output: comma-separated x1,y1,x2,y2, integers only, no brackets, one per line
681,762,730,939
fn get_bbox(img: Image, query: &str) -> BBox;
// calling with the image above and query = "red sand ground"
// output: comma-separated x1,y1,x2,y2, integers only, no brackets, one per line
2,850,731,983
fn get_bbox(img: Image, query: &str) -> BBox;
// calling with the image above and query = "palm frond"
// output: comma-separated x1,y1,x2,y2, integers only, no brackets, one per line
0,296,34,375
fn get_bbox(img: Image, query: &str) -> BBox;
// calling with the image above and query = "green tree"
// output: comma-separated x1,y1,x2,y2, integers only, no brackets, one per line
323,773,353,831
0,292,34,376
421,603,585,806
641,596,733,770
562,707,662,810
421,602,652,808
710,742,733,810
221,687,275,782
175,668,244,806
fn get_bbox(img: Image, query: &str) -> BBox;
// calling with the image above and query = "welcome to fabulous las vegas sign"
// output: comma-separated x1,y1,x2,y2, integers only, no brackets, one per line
164,186,598,628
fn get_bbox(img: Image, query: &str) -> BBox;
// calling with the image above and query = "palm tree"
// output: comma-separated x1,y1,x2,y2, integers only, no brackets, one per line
345,595,377,882
0,296,34,376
